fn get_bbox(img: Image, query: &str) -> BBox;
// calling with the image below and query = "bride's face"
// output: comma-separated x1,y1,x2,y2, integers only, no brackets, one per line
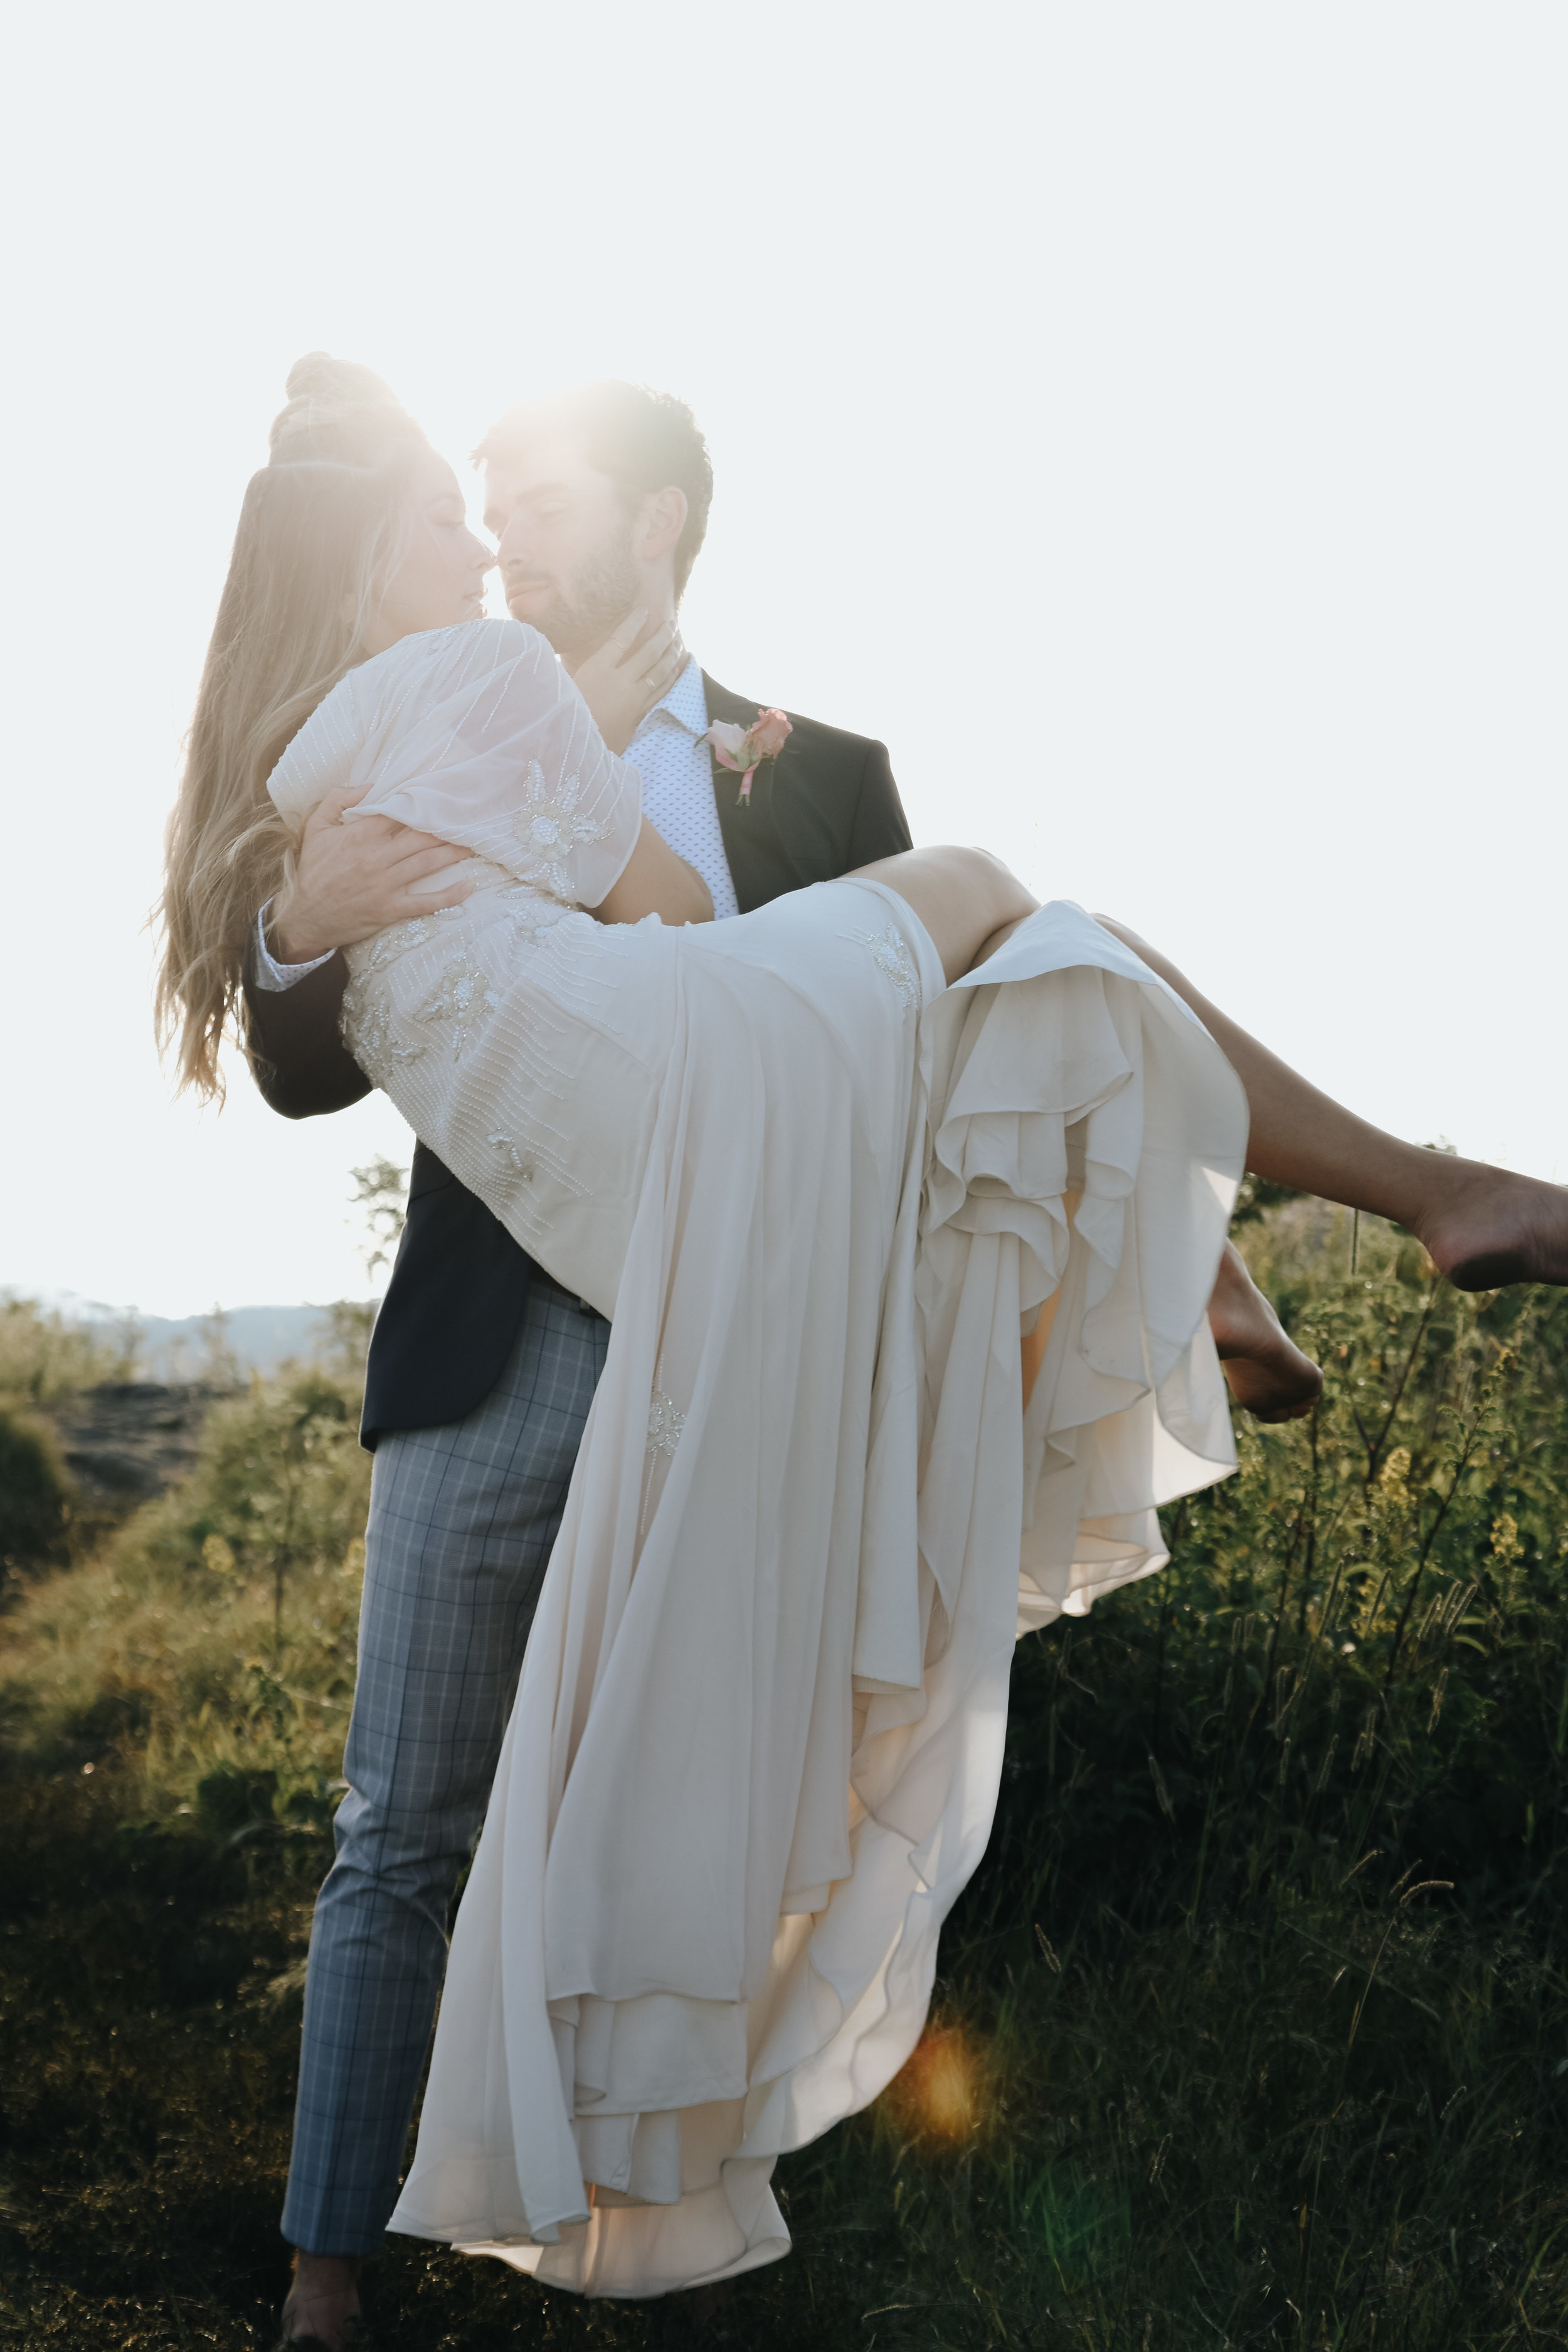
361,452,493,656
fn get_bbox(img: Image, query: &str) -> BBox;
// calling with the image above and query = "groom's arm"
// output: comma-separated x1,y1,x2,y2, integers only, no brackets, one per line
243,941,368,1119
845,738,914,869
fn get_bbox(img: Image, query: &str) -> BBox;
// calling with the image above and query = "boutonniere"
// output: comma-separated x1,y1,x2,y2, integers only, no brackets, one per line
706,708,793,805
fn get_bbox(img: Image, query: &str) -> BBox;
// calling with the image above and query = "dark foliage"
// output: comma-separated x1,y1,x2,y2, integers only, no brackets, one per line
0,1409,72,1587
2,1222,1566,2348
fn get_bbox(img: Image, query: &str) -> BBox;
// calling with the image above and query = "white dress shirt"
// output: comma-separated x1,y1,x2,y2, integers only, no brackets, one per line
253,652,738,992
624,656,739,923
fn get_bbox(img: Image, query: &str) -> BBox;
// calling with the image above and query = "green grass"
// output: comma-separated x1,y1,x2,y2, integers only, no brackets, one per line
2,1212,1566,2348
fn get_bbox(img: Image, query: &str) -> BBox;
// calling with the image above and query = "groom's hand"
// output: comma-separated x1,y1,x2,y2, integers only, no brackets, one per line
269,785,476,962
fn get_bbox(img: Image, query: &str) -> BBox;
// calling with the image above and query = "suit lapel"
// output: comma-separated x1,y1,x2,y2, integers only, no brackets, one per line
704,673,785,910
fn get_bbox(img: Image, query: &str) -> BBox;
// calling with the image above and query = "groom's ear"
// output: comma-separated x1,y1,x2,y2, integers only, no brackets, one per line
637,485,687,567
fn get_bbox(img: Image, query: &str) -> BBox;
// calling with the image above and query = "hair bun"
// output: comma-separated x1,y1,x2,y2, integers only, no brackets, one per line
283,351,401,410
268,353,423,466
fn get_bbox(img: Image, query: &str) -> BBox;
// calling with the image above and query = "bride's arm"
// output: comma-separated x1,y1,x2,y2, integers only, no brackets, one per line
280,625,706,928
566,619,709,923
592,820,712,927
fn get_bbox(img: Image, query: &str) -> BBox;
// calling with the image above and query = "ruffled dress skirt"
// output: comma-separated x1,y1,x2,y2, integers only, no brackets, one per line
376,881,1248,2296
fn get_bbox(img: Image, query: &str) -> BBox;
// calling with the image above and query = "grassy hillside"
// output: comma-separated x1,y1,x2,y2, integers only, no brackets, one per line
1,1210,1565,2349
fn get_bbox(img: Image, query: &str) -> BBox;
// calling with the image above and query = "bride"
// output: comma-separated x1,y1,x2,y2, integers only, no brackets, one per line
159,361,1567,2310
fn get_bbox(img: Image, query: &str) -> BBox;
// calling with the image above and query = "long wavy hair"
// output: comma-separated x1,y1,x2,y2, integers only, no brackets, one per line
156,354,433,1099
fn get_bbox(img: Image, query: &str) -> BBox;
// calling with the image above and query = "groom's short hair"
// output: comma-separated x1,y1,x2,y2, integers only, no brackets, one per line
475,382,714,597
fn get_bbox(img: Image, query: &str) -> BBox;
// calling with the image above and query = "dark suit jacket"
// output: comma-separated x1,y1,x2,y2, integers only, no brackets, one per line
243,675,913,1446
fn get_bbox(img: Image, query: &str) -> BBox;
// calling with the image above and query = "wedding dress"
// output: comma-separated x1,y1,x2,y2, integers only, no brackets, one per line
269,619,1247,2297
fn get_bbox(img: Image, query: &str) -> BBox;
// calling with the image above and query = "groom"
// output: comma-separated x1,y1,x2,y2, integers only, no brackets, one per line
244,381,913,2351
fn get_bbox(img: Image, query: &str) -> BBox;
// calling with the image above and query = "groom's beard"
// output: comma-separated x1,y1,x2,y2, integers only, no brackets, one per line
511,529,642,666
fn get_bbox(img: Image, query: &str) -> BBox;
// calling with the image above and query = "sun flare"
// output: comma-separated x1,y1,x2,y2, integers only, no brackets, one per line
895,2025,981,2143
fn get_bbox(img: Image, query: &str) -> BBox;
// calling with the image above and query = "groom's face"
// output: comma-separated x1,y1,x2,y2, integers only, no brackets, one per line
485,437,642,665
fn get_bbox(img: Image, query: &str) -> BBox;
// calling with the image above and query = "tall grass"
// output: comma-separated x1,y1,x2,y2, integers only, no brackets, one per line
1,1213,1565,2348
0,1298,139,1409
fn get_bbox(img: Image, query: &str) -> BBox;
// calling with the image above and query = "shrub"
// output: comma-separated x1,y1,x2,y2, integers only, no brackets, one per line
0,1406,73,1584
0,1365,371,1810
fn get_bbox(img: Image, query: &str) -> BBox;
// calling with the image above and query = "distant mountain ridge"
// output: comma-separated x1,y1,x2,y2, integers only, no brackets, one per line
39,1298,363,1380
137,1304,343,1379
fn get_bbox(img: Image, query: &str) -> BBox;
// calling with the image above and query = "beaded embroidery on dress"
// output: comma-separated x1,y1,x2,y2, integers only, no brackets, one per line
855,919,922,1010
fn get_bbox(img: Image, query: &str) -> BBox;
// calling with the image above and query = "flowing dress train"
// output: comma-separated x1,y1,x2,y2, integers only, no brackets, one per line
268,620,1247,2296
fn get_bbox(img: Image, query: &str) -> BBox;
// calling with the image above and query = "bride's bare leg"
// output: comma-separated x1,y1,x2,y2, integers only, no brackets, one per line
854,864,1564,1291
1017,1224,1320,1426
852,855,1328,1419
1095,917,1568,1291
1207,1240,1323,1421
850,845,1039,982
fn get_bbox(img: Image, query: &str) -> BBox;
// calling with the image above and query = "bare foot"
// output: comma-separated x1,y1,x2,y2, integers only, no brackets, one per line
278,2251,361,2352
1416,1163,1568,1292
1207,1241,1323,1424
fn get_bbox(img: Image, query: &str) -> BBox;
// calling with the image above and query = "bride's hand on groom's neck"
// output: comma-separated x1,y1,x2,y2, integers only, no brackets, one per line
569,608,685,753
268,785,476,963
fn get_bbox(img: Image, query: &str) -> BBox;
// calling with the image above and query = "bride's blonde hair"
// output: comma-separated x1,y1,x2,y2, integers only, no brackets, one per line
156,354,432,1099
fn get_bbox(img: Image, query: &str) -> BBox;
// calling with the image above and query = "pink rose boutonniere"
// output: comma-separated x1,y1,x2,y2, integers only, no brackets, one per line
706,707,793,805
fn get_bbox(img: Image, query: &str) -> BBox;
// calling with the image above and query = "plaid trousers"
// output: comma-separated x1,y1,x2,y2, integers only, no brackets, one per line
281,1278,610,2257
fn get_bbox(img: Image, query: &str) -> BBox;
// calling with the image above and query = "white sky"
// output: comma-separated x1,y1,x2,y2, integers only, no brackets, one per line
2,3,1564,1318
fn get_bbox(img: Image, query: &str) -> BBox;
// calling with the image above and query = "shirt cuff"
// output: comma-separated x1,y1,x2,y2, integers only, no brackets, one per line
253,902,335,993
